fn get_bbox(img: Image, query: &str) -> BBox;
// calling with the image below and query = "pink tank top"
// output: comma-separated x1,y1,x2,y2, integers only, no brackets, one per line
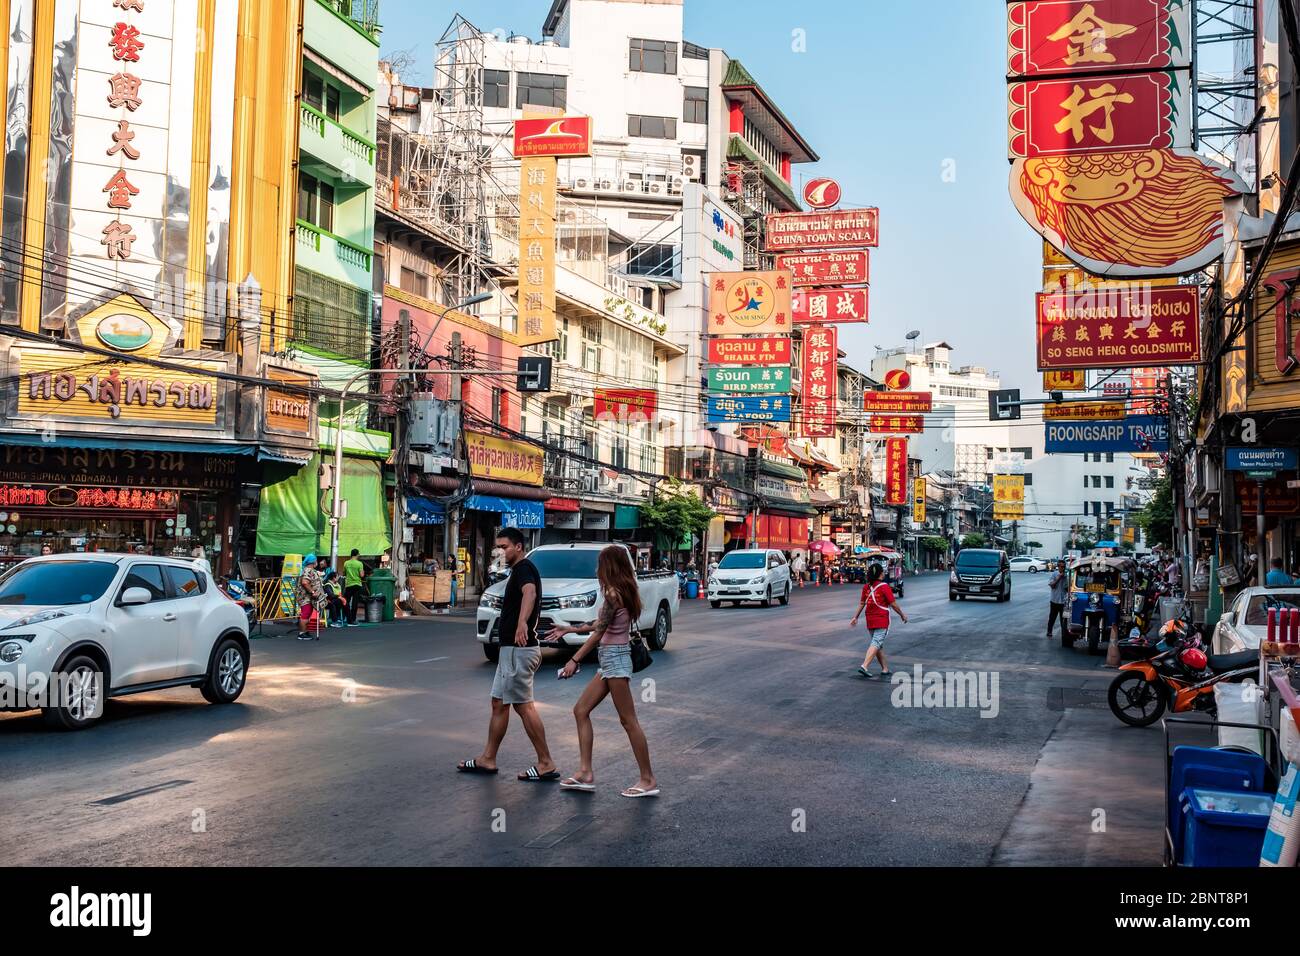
600,605,631,646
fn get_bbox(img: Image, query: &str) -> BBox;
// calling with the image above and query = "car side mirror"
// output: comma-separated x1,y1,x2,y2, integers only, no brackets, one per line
119,587,153,607
1219,612,1232,625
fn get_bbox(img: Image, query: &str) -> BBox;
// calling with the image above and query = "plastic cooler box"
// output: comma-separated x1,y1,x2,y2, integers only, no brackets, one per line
1179,788,1273,867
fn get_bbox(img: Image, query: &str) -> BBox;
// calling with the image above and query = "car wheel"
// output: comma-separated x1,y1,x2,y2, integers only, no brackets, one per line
761,587,772,608
483,644,500,663
710,600,721,609
949,592,956,601
201,638,248,704
778,583,790,606
649,605,670,651
41,654,104,731
1029,566,1039,573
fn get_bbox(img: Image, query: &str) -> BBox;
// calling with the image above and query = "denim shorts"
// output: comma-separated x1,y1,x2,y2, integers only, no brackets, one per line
596,642,634,679
867,628,889,650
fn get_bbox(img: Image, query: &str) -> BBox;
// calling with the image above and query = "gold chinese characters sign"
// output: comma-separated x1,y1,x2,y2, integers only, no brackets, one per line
515,155,558,346
708,271,793,335
466,431,544,487
913,478,926,524
993,475,1025,504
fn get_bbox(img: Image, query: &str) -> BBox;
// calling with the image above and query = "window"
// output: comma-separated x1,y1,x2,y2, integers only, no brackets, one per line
517,72,566,110
628,114,677,140
683,40,709,60
1023,473,1033,486
165,566,204,598
326,86,341,122
491,387,503,425
122,564,167,601
483,69,509,108
304,71,340,121
1106,453,1115,463
684,86,707,124
625,242,678,278
0,561,117,605
399,267,428,298
1104,476,1114,488
629,38,677,74
297,174,334,232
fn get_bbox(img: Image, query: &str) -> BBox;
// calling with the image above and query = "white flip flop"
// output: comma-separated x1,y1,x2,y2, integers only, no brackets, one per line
560,777,596,792
621,786,660,798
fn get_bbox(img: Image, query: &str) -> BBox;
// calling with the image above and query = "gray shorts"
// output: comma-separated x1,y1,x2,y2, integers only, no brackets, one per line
491,645,542,704
596,642,634,680
867,627,889,650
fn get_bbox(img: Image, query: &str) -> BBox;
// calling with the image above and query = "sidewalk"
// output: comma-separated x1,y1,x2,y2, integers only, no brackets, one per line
253,605,476,640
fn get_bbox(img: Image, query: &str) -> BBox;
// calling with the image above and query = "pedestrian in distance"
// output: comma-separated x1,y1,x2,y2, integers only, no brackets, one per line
456,527,558,783
296,554,324,641
850,563,907,679
791,550,807,588
343,548,366,627
1047,559,1070,640
1266,557,1294,587
551,545,659,798
322,570,347,627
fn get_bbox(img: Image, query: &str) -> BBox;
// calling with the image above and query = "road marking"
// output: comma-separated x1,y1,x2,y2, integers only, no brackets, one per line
91,779,192,806
415,657,449,663
372,718,423,732
682,736,723,755
526,814,594,849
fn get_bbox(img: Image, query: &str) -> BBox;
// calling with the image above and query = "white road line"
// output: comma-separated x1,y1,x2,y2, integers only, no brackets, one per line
415,657,449,663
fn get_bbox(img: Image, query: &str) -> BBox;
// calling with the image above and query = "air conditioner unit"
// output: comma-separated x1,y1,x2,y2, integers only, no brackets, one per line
575,177,589,189
597,178,613,190
622,180,639,193
648,181,662,194
682,154,701,182
668,176,685,194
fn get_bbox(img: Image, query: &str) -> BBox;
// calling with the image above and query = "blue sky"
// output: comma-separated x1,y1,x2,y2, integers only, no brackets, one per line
378,0,1043,391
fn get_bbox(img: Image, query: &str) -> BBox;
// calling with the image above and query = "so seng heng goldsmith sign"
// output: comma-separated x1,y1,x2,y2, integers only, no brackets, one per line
1036,286,1201,369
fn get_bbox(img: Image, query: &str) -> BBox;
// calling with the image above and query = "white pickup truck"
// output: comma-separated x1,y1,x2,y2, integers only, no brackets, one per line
476,542,679,662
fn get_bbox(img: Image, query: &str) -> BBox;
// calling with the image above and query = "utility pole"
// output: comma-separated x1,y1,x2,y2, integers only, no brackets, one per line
447,330,464,583
391,308,411,597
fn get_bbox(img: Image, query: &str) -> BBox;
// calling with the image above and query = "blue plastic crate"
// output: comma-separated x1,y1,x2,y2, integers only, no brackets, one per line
1179,788,1273,868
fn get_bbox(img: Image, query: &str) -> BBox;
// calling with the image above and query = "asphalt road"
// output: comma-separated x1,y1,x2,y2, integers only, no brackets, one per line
1,570,1144,866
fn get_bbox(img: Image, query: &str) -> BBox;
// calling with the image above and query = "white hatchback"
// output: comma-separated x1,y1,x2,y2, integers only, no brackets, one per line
0,554,250,730
1212,586,1300,654
708,549,792,608
1009,556,1050,573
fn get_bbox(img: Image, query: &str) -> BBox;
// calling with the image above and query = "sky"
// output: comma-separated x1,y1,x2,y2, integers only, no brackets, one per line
377,0,1044,393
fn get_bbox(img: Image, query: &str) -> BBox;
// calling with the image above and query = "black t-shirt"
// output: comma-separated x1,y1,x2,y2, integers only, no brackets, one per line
498,557,542,647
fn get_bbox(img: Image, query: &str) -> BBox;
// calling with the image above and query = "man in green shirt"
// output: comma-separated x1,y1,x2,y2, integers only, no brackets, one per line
343,549,366,627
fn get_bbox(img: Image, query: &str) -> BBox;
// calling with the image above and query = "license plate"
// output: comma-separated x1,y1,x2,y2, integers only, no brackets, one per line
971,587,981,593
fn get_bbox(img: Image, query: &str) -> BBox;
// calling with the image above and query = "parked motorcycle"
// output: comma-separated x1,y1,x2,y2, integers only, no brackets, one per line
218,576,258,631
1107,618,1257,727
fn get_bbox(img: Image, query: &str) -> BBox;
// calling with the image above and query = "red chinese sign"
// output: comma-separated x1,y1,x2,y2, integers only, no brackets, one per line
884,437,909,506
799,325,837,439
593,388,658,423
765,208,879,251
512,116,593,158
868,414,924,434
775,251,869,287
707,336,791,366
792,287,868,325
863,391,933,414
1236,478,1300,516
1007,0,1190,78
1036,287,1201,370
100,12,148,261
0,484,179,513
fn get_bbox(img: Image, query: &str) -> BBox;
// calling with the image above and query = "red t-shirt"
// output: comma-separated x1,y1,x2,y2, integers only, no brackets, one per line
861,582,895,630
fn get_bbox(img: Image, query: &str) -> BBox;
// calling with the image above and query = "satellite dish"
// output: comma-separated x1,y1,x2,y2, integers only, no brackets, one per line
905,330,921,340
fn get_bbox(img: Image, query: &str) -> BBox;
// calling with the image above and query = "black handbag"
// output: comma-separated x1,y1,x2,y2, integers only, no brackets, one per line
628,619,653,673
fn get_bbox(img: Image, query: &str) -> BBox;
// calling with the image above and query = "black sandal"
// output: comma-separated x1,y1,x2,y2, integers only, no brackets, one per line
518,766,560,782
456,759,498,775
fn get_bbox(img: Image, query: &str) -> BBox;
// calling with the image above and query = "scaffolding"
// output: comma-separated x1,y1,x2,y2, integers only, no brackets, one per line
1193,0,1258,169
723,160,769,272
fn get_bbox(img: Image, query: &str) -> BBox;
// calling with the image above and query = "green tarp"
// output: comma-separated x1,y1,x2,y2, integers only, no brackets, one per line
255,453,391,557
614,505,641,530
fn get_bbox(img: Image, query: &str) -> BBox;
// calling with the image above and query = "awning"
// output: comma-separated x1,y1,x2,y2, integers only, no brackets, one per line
0,433,258,455
583,500,617,513
809,447,839,470
809,490,836,507
406,496,446,526
786,441,815,465
465,495,545,529
759,458,806,482
255,453,391,557
614,505,641,530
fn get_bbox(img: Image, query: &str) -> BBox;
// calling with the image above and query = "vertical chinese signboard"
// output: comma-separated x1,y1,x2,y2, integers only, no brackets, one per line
885,437,908,505
993,475,1025,521
913,478,926,524
800,325,837,438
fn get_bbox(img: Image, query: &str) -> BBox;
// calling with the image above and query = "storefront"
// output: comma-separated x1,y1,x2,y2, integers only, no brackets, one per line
749,469,816,551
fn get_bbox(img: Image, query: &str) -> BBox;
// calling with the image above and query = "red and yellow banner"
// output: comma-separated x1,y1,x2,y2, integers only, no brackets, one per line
775,251,869,287
869,414,924,434
1044,401,1127,420
994,475,1025,504
1036,287,1201,369
512,116,592,158
864,391,933,414
708,336,791,366
792,287,868,325
799,325,837,439
593,389,658,423
708,270,792,334
884,437,908,505
1007,1,1190,79
516,155,558,345
1043,369,1087,391
466,431,544,487
764,208,879,251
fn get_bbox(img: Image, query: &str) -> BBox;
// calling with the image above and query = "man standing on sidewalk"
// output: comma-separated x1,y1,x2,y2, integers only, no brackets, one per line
456,527,558,782
1047,559,1070,640
343,549,366,627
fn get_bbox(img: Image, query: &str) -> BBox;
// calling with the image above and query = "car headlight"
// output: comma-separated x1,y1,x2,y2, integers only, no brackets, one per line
557,590,598,609
950,572,958,582
4,608,70,630
749,576,765,585
0,641,24,663
991,572,1003,583
479,592,502,610
1089,593,1102,607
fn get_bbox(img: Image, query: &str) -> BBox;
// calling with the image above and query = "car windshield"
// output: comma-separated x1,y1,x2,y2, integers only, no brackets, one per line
525,550,602,579
0,560,118,606
1073,568,1121,590
956,551,1001,569
719,553,766,570
1244,594,1300,626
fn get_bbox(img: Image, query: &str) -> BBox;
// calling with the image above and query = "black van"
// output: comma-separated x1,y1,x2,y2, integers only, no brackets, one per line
949,549,1011,602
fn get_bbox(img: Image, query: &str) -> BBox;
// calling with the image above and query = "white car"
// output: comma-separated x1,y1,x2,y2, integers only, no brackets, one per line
1212,586,1300,654
707,549,792,608
0,554,250,730
1009,556,1050,573
476,543,679,662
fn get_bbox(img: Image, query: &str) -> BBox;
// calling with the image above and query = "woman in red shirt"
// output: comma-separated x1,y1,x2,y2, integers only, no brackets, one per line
850,563,908,679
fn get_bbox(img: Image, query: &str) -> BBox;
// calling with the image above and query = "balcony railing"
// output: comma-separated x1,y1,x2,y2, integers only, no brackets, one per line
296,219,373,289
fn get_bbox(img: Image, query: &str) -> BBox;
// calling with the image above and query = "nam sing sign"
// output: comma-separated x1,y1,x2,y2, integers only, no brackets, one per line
764,209,879,251
1036,287,1201,369
863,391,933,414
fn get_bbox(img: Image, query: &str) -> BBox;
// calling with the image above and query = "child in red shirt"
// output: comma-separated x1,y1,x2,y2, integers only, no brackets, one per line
850,563,908,679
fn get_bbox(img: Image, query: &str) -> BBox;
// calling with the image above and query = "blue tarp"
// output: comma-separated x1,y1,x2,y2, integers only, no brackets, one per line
406,496,447,526
465,494,545,529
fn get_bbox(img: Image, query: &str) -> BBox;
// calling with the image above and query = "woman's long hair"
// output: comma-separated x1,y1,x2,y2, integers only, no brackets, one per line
597,546,642,622
867,563,884,584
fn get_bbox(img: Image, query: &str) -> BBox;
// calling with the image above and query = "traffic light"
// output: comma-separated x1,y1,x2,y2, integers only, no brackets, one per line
988,388,1021,421
517,355,552,393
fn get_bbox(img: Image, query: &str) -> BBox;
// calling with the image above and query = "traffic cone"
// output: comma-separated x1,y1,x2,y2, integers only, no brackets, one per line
1104,624,1121,668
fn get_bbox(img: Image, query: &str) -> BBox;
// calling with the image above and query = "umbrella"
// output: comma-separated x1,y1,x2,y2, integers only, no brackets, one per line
809,540,841,556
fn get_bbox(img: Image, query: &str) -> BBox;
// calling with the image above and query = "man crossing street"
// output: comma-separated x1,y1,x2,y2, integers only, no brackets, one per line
1047,559,1070,641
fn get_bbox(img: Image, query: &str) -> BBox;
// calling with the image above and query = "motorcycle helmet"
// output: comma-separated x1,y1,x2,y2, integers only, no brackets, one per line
1179,647,1208,672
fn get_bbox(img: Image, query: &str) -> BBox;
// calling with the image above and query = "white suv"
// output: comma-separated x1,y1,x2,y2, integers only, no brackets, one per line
708,549,792,608
0,554,250,730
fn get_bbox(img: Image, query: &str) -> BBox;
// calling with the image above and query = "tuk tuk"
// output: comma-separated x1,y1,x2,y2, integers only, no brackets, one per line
861,548,906,597
1067,554,1137,654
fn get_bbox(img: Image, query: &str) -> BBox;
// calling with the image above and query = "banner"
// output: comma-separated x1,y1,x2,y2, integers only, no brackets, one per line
792,287,869,325
593,389,658,423
994,503,1026,521
993,475,1025,504
864,391,933,414
512,116,593,157
764,208,879,251
775,250,869,287
884,437,908,505
913,478,926,524
708,270,793,334
1043,401,1127,420
516,155,558,345
1043,369,1087,391
707,394,792,424
707,336,791,366
868,414,924,434
1044,415,1170,453
800,325,837,438
466,431,545,486
1007,1,1192,79
1036,287,1201,369
706,366,790,395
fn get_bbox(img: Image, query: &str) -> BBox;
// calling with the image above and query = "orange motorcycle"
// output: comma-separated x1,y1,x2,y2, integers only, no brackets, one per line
1107,619,1258,727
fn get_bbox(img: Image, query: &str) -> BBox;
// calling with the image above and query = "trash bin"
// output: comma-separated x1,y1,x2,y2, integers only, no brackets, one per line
368,568,396,622
1179,788,1273,867
685,580,699,600
365,594,385,623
